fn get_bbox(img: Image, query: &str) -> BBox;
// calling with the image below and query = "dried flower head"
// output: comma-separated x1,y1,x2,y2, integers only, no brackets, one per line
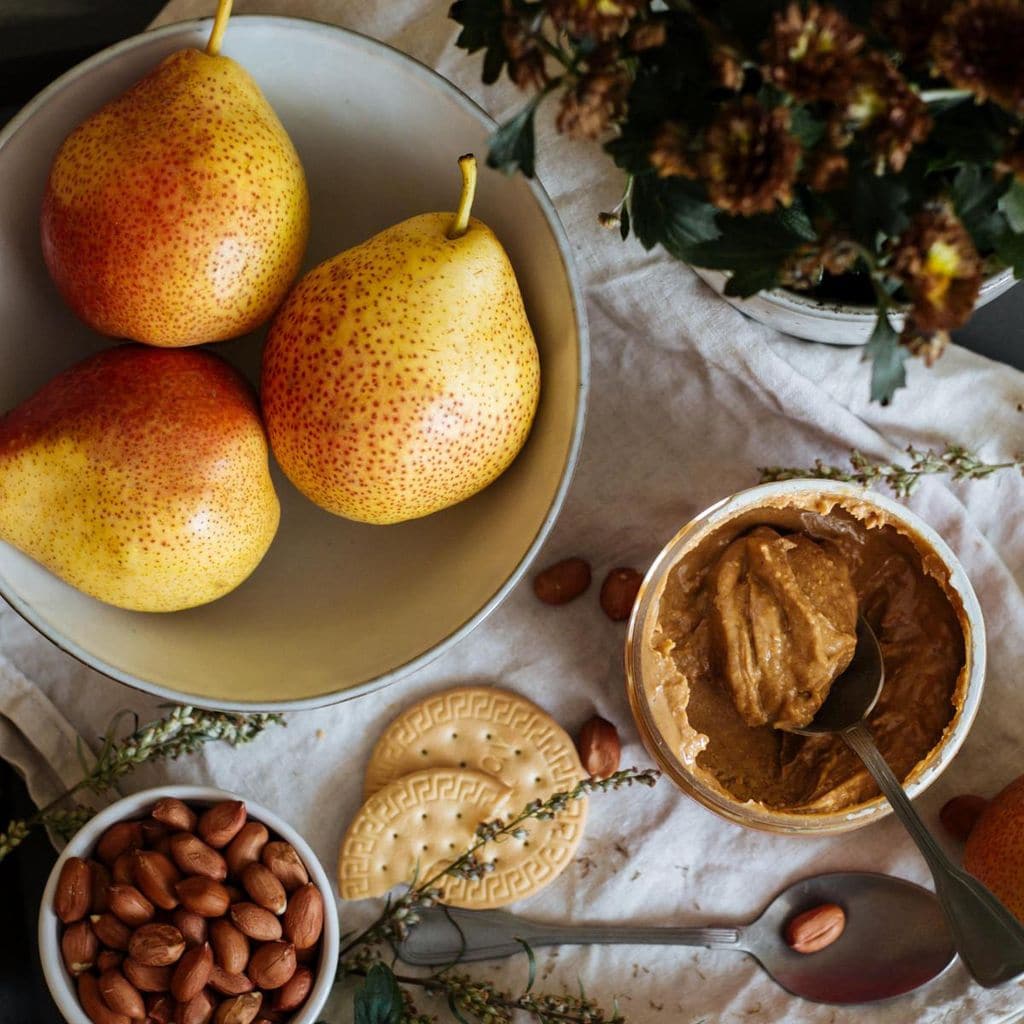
780,234,860,288
626,19,667,52
872,0,954,66
650,121,696,178
556,66,630,138
711,46,744,91
900,321,952,364
804,149,849,191
763,3,865,101
698,97,801,215
502,6,549,91
832,53,931,171
547,0,647,43
890,206,983,330
933,0,1024,113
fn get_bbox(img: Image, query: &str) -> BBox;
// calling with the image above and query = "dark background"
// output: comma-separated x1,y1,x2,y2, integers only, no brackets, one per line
0,2,1022,1022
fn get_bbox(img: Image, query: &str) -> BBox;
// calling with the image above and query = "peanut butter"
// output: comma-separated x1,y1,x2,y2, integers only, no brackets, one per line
647,497,966,814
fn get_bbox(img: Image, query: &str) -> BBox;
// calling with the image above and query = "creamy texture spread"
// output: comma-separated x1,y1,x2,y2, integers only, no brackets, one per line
647,498,967,814
709,526,858,730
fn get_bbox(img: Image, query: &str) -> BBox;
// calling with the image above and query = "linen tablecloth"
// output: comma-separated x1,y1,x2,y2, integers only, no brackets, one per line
4,2,1024,1021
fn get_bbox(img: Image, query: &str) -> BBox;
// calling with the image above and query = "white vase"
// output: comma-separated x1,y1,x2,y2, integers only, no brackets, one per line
692,266,1017,346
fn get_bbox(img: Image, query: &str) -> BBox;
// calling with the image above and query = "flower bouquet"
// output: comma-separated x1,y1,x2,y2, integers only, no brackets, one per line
451,0,1024,401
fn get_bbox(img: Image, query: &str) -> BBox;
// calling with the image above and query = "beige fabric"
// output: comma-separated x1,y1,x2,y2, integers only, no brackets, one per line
1,2,1023,1020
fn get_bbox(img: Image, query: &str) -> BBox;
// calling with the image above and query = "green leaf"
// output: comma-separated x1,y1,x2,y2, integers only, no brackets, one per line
684,206,816,297
354,964,404,1024
999,179,1024,234
628,174,720,258
449,0,508,85
847,166,911,245
789,106,826,149
619,202,631,241
864,311,907,405
927,98,1016,166
994,224,1024,276
950,164,1009,251
487,96,541,178
515,937,537,993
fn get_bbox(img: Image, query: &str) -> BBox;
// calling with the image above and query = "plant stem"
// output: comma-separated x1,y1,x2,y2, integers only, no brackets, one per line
448,155,478,239
206,0,233,57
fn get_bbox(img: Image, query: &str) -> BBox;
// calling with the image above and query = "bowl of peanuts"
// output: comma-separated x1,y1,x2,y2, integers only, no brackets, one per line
38,785,339,1024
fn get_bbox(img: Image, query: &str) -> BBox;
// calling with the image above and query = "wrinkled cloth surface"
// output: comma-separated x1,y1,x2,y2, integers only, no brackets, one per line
4,2,1024,1021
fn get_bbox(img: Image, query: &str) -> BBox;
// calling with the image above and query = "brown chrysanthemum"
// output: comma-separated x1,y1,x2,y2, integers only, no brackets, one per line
890,206,983,331
832,53,931,171
650,121,696,178
805,149,850,191
763,3,865,101
556,67,630,138
547,0,647,43
711,46,744,91
900,321,951,364
626,19,667,52
698,98,802,215
872,0,954,67
781,234,860,289
933,0,1024,113
502,8,548,91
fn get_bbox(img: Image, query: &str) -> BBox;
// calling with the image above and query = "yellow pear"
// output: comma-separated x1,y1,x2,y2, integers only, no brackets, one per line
0,345,280,612
40,0,309,347
260,155,541,524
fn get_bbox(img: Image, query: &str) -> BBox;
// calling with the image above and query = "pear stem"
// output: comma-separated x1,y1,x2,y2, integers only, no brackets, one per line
206,0,233,57
448,154,478,239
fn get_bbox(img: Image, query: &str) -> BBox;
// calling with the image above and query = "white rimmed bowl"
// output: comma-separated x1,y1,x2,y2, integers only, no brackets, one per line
693,266,1016,345
0,16,588,710
625,480,986,834
39,785,340,1024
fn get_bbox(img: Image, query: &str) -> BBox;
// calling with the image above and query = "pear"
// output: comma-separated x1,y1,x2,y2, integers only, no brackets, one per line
40,0,309,347
260,154,541,524
0,345,280,612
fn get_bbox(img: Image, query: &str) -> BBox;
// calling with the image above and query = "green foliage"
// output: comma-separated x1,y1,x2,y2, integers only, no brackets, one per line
865,312,907,406
354,964,404,1024
449,0,508,85
628,174,719,258
487,97,541,177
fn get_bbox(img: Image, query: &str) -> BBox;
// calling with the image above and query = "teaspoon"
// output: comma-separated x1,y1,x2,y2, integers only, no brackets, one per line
397,871,954,1004
791,616,1024,988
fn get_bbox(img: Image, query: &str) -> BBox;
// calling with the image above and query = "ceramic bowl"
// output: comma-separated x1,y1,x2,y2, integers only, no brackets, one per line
692,266,1016,346
0,17,588,709
39,785,339,1024
625,480,986,834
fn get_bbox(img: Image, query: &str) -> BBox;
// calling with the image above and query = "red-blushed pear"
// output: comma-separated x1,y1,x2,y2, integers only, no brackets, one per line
0,346,279,612
260,154,541,525
40,0,309,347
964,774,1024,922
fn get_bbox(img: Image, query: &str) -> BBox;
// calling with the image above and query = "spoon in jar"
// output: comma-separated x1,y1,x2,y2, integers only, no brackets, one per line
397,871,954,1004
790,616,1024,988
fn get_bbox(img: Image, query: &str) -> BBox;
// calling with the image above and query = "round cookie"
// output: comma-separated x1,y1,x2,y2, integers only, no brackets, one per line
363,686,588,909
339,767,511,901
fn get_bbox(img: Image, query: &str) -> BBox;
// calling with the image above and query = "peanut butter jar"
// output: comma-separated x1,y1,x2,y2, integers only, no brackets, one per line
625,481,986,835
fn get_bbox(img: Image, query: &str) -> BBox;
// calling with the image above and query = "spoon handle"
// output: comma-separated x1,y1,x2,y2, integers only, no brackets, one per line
843,721,1024,988
397,907,742,966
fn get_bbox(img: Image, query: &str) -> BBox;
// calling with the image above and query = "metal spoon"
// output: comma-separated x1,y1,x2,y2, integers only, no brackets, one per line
790,616,1024,988
397,871,954,1004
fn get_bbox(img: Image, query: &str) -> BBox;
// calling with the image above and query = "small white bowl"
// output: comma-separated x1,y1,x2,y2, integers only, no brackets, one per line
38,785,339,1024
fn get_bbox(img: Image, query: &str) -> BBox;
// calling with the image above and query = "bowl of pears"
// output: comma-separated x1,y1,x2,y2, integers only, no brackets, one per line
0,1,587,709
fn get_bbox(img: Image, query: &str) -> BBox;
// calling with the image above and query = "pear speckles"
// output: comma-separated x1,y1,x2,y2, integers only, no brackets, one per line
260,213,540,525
41,49,309,347
0,346,279,611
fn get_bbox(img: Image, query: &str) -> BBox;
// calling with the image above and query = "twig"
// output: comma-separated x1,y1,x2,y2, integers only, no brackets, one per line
759,443,1024,499
0,705,284,861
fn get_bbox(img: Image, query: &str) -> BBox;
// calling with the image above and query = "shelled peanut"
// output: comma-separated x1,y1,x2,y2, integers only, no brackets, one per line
54,798,323,1024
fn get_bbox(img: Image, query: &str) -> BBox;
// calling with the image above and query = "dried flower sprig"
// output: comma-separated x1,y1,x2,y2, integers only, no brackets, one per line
0,705,283,862
338,766,660,1024
759,443,1024,498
